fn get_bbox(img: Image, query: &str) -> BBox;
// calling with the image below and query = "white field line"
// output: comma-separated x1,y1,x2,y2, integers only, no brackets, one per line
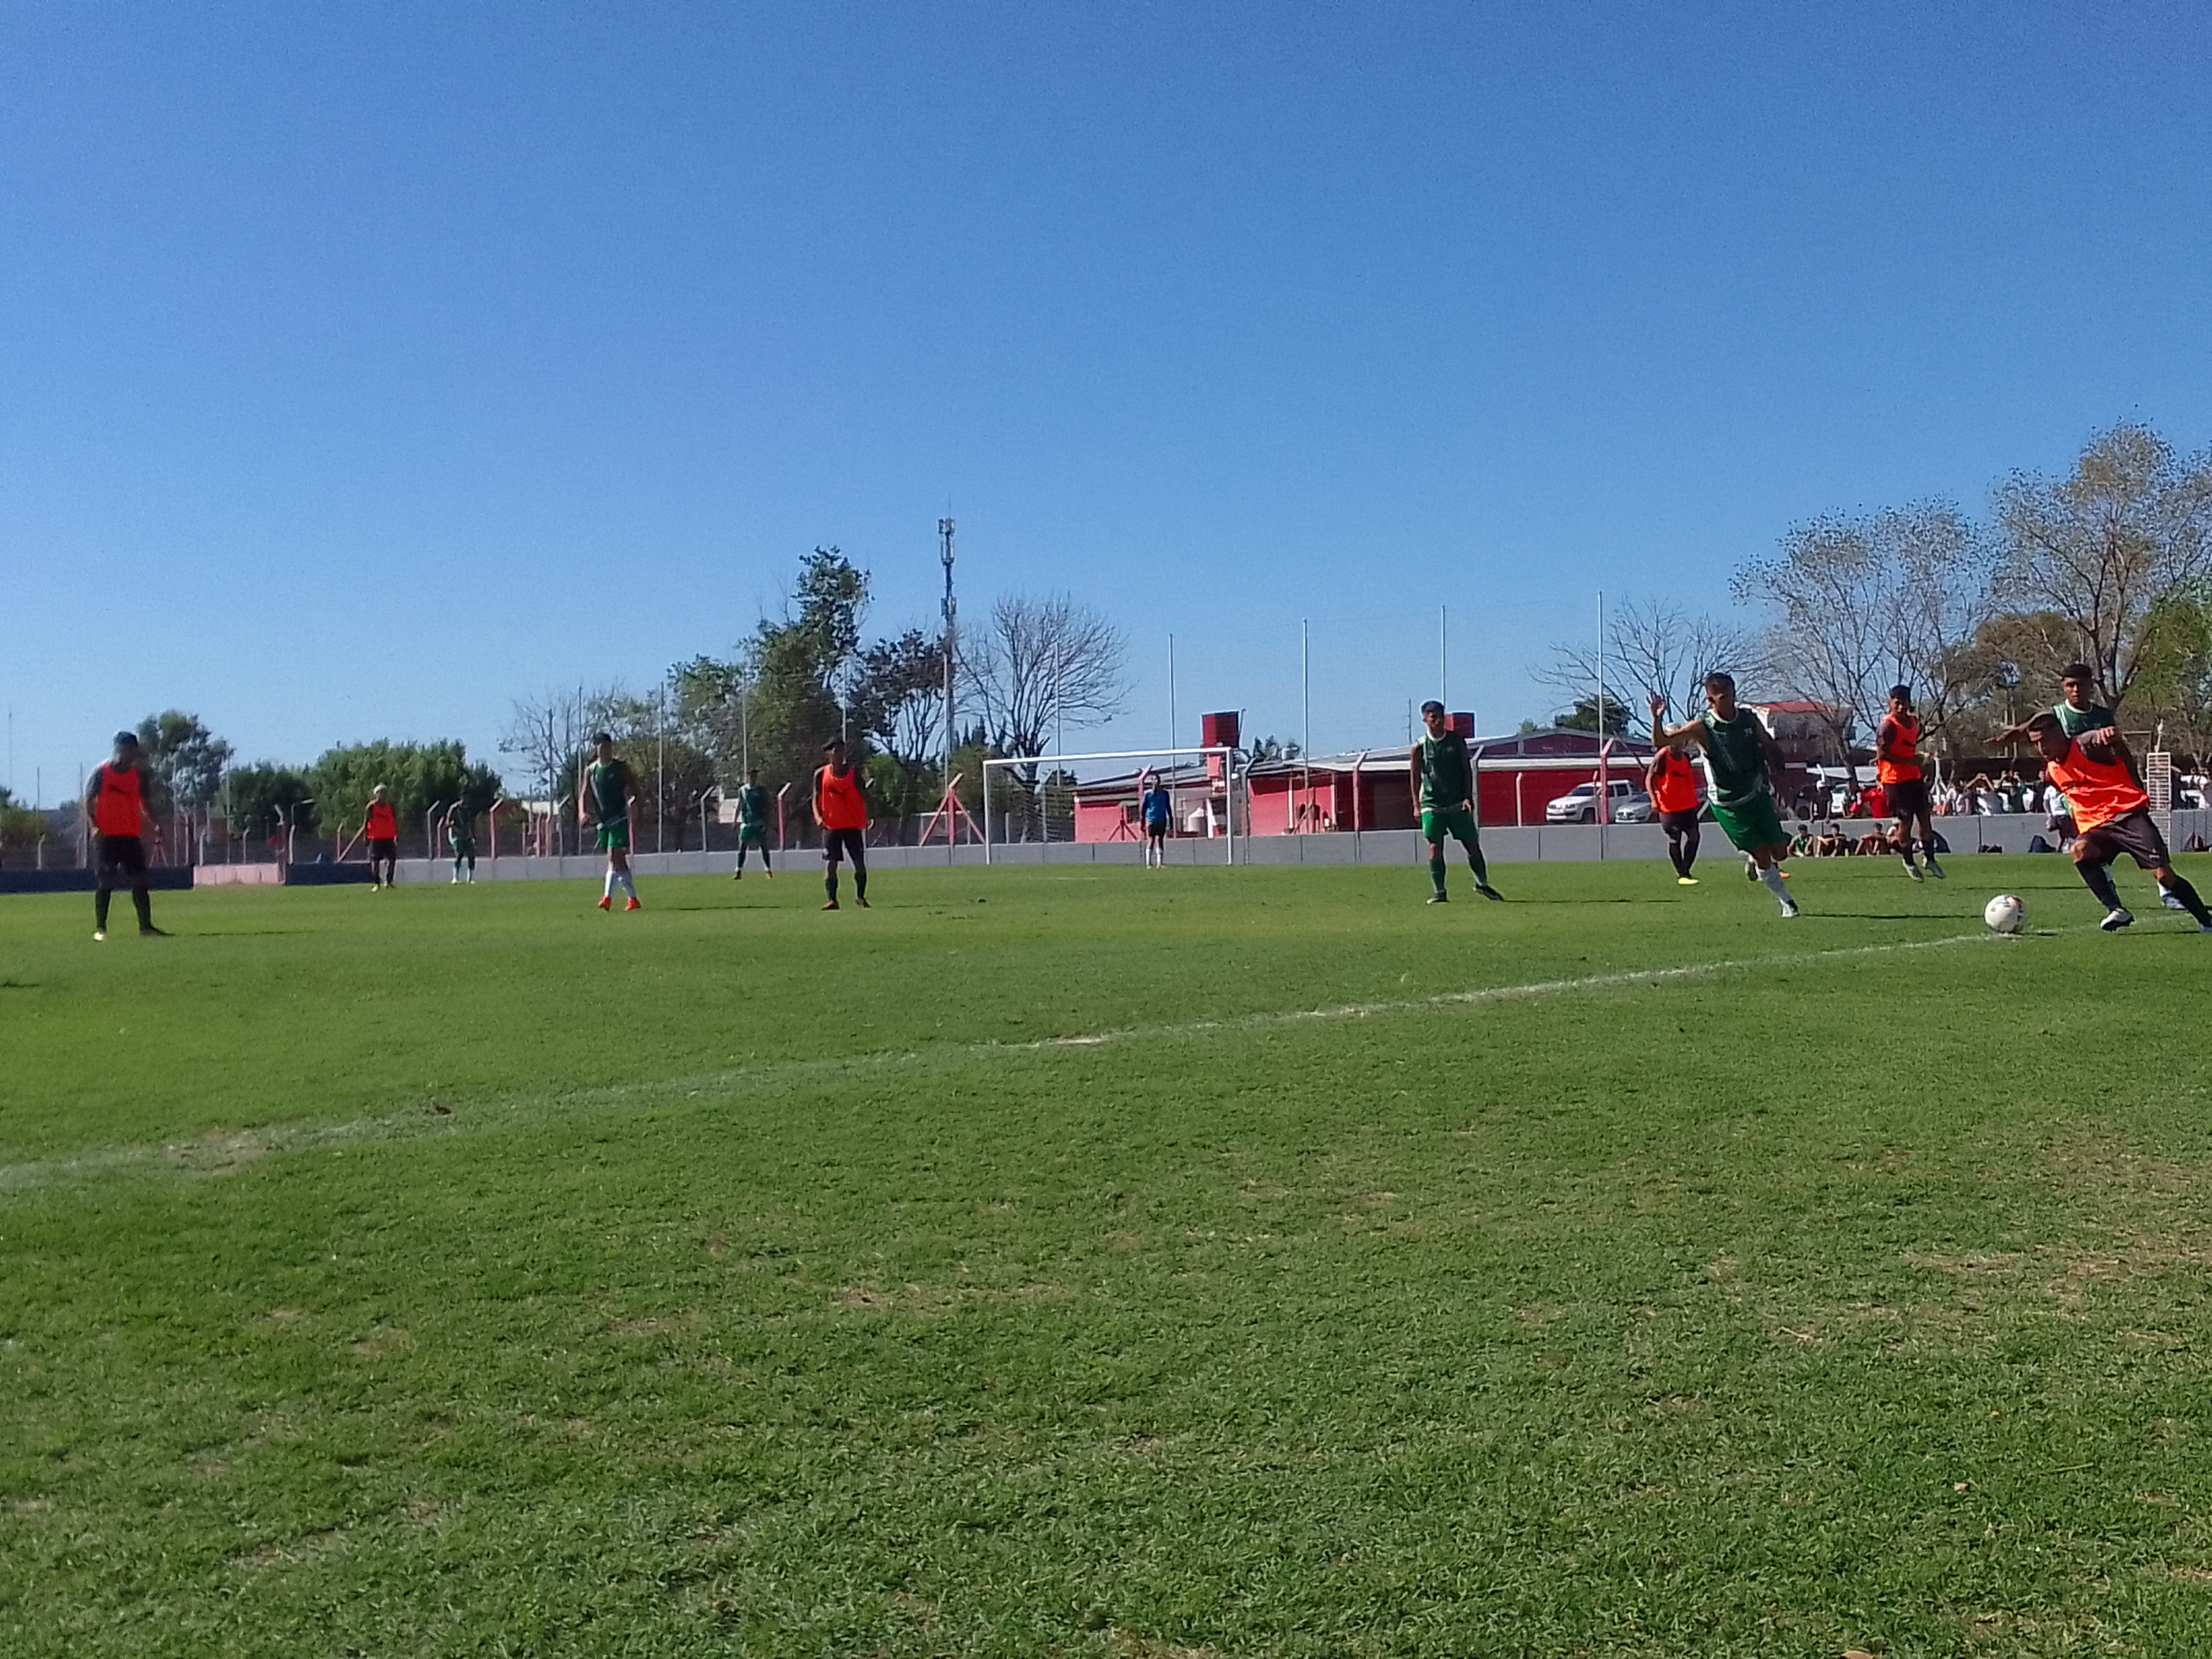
0,926,2004,1193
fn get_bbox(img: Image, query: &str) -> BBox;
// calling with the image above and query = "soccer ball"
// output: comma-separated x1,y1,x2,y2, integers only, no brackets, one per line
1984,895,2025,935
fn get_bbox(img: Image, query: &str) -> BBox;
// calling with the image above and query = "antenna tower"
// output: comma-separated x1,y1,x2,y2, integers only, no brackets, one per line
940,518,958,766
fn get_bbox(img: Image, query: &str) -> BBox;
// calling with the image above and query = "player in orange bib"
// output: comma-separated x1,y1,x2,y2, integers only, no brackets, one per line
1645,737,1704,884
363,785,399,889
1873,684,1942,882
83,730,167,940
815,737,870,909
2026,711,2211,933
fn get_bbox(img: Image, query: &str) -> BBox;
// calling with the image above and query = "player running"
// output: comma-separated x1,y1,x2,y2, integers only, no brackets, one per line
1140,769,1172,867
1873,684,1942,882
815,738,869,909
1410,701,1502,905
363,785,399,890
732,768,773,880
1645,731,1703,884
1652,678,1798,918
579,733,640,912
447,807,476,883
2025,710,2212,932
84,730,168,941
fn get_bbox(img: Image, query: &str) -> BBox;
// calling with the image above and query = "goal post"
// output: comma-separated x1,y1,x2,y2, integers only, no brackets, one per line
980,747,1239,865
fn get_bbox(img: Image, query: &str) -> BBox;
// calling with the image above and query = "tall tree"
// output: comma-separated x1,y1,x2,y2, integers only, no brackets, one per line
967,593,1130,760
1993,421,2212,708
134,710,234,816
222,763,317,840
312,741,501,847
1538,598,1757,725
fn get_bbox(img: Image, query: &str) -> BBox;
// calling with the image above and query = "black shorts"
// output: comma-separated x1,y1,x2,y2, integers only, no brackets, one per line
1145,821,1168,840
2076,810,2170,870
823,827,867,865
1658,808,1700,836
95,834,147,880
1883,777,1931,817
368,837,398,862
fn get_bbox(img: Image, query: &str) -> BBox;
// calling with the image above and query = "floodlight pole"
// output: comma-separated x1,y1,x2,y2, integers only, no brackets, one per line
1439,605,1448,712
941,516,956,775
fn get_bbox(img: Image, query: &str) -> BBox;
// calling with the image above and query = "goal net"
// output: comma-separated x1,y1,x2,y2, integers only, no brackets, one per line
979,747,1240,865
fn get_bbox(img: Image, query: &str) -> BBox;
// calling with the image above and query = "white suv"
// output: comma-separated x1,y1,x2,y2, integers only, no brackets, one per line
1544,779,1654,824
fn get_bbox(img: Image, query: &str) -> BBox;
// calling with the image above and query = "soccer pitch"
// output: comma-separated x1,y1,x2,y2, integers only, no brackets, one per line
6,859,2212,1656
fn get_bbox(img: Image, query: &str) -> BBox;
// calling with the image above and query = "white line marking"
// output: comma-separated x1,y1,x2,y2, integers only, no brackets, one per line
0,926,2006,1193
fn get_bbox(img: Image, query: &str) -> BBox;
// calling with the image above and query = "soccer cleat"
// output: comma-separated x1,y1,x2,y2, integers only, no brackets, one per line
139,926,169,937
855,895,870,908
1677,876,1698,886
2100,907,2134,931
1425,893,1449,905
1925,859,1944,878
451,876,459,884
1906,863,1924,882
598,895,613,911
1744,857,1758,881
1779,901,1800,919
733,870,743,880
2160,887,2187,911
92,929,106,942
624,896,640,912
823,899,840,910
1475,883,1504,901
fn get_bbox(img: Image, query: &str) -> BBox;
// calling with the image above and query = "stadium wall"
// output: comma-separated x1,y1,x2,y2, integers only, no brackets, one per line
373,811,2212,883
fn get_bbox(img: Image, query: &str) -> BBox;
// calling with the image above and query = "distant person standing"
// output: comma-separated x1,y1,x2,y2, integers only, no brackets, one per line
1140,770,1172,868
1410,701,1503,905
84,731,167,941
1874,684,1942,882
580,732,640,911
1645,735,1704,885
815,737,869,910
363,785,399,890
732,767,773,880
447,807,477,884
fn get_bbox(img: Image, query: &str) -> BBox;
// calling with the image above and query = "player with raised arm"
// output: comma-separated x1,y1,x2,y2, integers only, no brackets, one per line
1410,701,1502,905
1874,684,1942,882
363,785,398,890
732,767,773,880
84,731,168,941
1645,729,1703,885
1652,677,1798,918
2024,711,2212,933
1140,769,1172,868
815,737,869,910
579,733,640,912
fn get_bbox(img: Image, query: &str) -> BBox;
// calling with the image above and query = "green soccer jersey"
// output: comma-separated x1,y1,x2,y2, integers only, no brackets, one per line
736,783,769,828
587,760,632,825
1416,732,1473,811
2053,700,2114,738
1697,708,1772,806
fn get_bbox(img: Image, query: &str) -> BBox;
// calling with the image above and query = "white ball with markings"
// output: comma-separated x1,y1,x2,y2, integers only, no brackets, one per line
1984,894,2025,935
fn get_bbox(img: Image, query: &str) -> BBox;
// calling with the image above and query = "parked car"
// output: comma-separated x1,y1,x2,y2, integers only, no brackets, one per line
1544,779,1654,824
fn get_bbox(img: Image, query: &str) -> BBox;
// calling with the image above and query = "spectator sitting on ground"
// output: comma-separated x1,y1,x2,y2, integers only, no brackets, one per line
1816,821,1851,857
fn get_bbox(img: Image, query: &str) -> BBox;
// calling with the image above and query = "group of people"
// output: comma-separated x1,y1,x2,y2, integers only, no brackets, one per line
74,659,2212,937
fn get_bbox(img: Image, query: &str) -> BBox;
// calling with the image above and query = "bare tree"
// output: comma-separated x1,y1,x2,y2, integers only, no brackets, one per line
968,593,1130,758
1992,422,2212,709
1537,598,1759,726
500,686,624,855
1882,501,1999,758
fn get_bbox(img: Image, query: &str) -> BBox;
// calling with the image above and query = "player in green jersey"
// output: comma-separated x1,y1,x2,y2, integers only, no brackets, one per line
732,767,773,880
1410,700,1503,905
577,732,640,912
447,806,476,884
1652,676,1799,918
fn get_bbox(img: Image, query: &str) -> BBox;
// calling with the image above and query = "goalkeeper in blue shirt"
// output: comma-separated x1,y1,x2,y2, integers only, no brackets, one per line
1140,771,1172,867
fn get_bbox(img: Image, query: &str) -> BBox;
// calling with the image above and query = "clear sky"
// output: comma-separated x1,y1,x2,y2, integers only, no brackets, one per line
3,2,2209,800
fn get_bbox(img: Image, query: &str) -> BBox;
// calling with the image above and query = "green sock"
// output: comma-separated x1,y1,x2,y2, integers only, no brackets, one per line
1429,852,1448,896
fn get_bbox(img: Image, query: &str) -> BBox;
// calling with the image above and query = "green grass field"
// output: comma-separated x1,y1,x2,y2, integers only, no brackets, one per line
6,855,2212,1656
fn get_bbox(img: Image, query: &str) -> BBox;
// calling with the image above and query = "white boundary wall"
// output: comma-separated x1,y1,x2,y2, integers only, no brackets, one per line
386,811,2212,883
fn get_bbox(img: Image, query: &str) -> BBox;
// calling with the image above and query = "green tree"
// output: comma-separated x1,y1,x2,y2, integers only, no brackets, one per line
223,764,318,841
1553,693,1631,737
0,786,47,853
134,710,234,816
312,741,501,845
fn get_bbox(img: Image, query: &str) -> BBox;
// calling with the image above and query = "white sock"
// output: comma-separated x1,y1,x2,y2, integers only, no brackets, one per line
1759,865,1791,905
604,869,616,899
619,871,636,899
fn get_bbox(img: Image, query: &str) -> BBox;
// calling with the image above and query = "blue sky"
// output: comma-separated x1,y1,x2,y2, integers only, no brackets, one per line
3,2,2209,799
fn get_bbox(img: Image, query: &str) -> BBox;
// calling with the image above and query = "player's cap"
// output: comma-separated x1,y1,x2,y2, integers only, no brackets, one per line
592,731,613,746
112,729,139,747
1419,699,1444,716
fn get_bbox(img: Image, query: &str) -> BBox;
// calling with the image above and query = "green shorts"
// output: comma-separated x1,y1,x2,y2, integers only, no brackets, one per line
1710,793,1786,854
1421,806,1480,846
596,821,630,852
737,824,768,845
